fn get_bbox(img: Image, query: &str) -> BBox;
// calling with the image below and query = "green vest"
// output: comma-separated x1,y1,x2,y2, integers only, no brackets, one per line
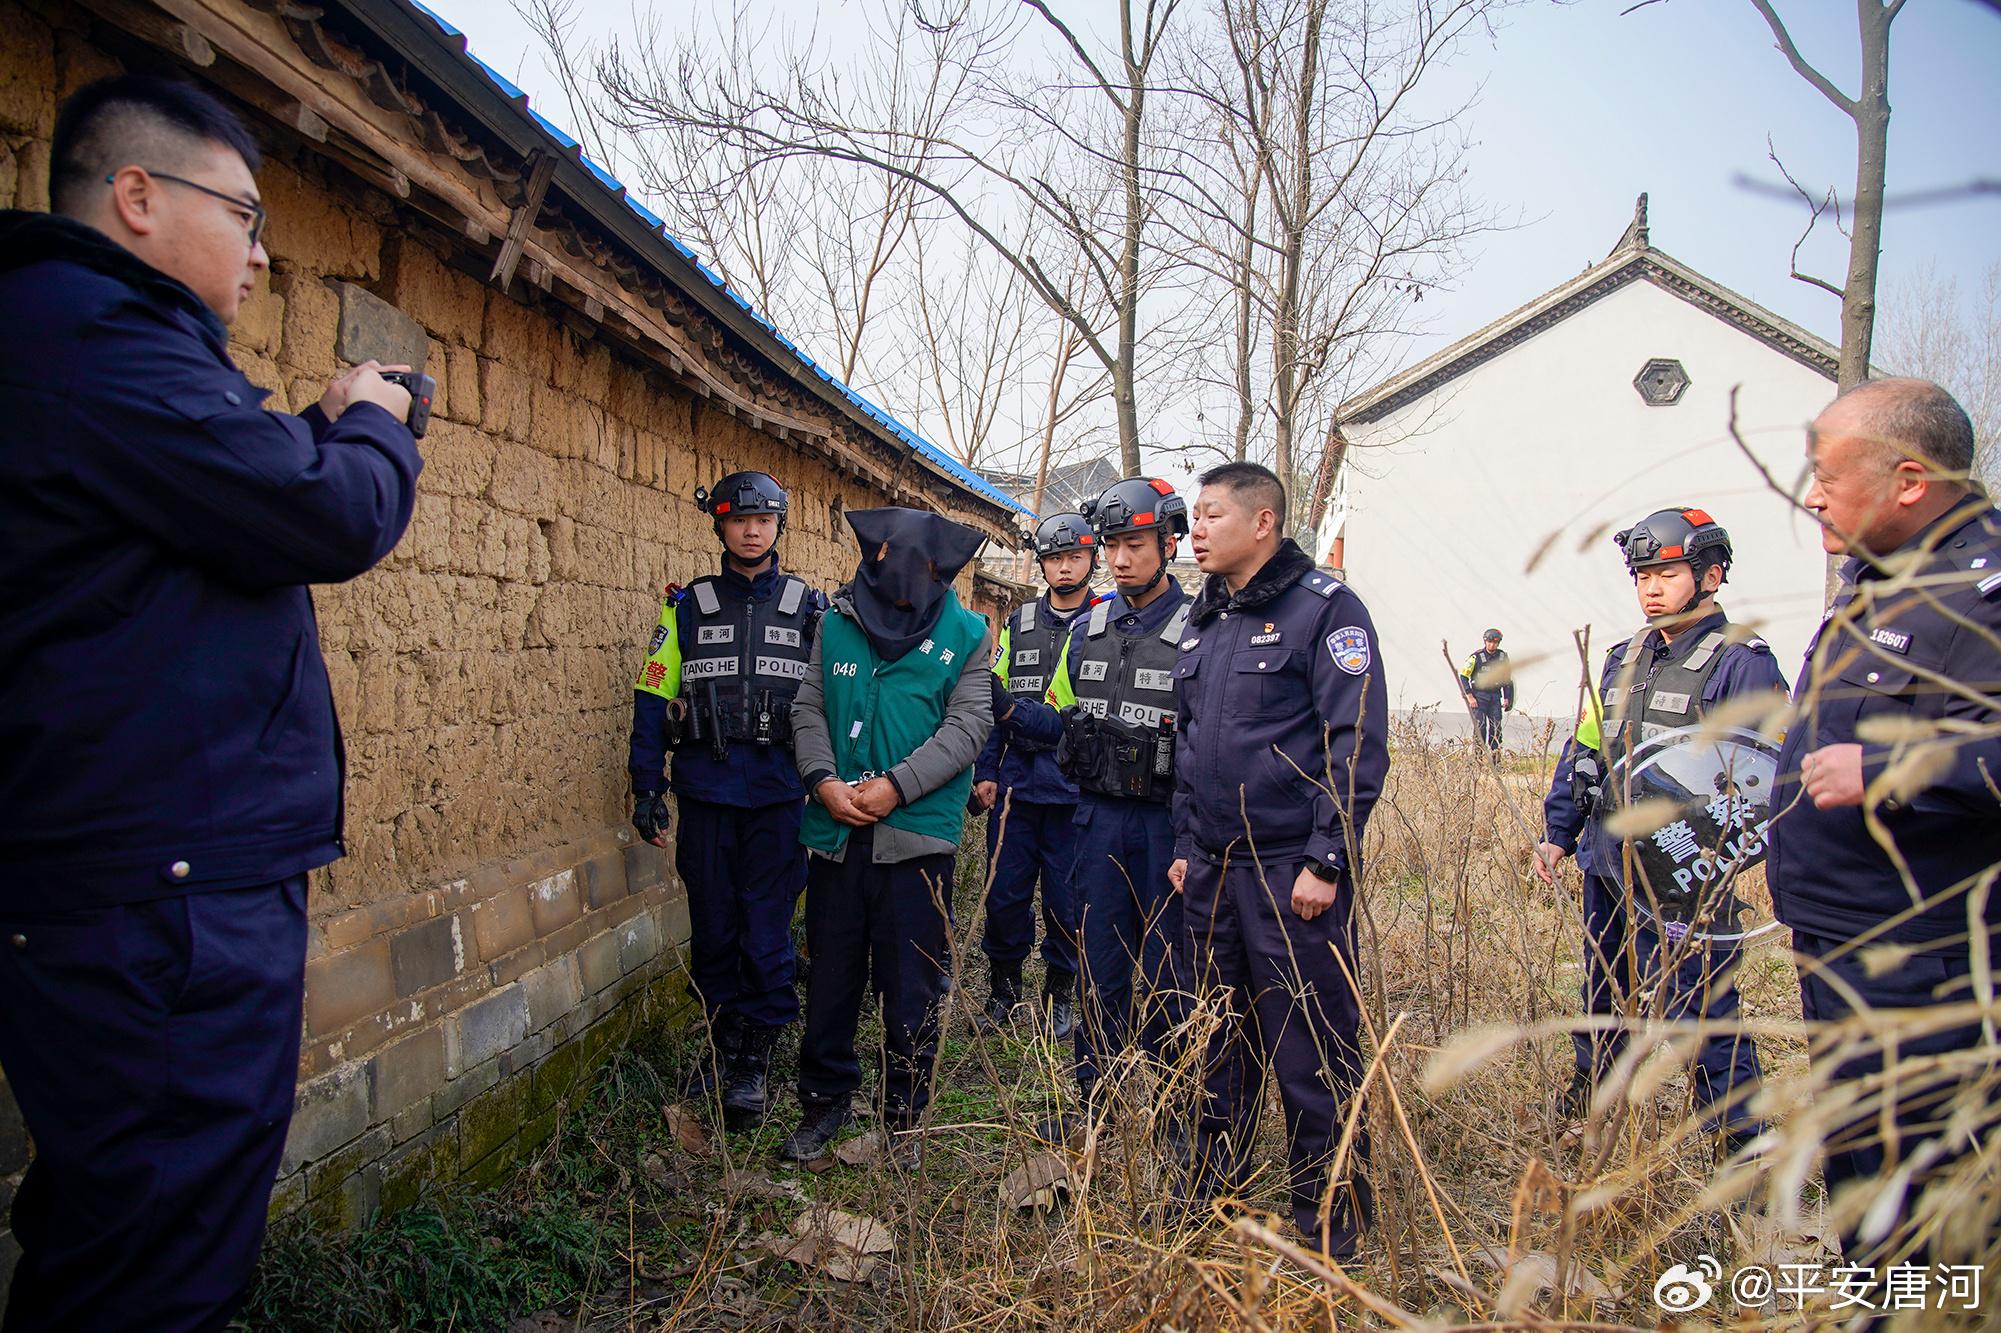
800,593,986,855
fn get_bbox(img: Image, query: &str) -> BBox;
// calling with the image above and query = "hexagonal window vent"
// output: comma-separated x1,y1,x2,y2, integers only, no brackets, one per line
1634,358,1690,406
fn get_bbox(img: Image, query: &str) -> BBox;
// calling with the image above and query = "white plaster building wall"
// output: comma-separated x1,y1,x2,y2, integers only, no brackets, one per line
1342,279,1836,722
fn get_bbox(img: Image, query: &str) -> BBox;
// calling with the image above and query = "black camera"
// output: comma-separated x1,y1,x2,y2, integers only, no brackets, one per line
377,370,435,439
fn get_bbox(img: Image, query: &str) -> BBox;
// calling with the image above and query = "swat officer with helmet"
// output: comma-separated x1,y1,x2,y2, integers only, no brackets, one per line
1460,629,1514,753
1004,477,1195,1144
630,471,829,1117
1532,507,1785,1148
970,513,1097,1041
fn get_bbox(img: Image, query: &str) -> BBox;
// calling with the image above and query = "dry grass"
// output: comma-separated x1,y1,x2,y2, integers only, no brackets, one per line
243,722,2001,1331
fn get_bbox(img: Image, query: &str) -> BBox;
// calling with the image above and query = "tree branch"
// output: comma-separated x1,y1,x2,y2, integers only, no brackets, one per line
1748,0,1858,115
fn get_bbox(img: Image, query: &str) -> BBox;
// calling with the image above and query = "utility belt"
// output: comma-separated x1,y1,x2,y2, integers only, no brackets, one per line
663,682,795,760
1057,707,1175,803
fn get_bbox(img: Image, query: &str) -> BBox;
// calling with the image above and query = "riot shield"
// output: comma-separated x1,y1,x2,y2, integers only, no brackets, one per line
1605,724,1783,944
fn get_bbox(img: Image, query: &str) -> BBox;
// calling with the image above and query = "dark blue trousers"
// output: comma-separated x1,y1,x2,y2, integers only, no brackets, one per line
1183,854,1372,1256
1576,873,1762,1134
981,796,1079,976
1472,697,1504,752
1795,929,1989,1263
676,796,808,1032
0,878,307,1333
796,829,953,1119
1070,796,1188,1084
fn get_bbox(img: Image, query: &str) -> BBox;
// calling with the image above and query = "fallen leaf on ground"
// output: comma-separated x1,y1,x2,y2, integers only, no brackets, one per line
792,1205,894,1255
721,1166,808,1203
834,1130,882,1166
1000,1152,1073,1211
1462,1244,1611,1316
661,1103,710,1156
507,1312,572,1333
764,1233,878,1282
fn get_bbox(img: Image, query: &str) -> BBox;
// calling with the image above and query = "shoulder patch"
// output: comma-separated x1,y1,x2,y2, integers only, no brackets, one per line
648,623,670,654
1326,625,1371,675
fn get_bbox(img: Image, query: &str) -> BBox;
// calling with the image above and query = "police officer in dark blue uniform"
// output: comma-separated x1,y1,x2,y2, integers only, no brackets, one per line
1006,478,1194,1139
1534,508,1785,1147
1769,378,2001,1264
630,471,828,1117
1460,629,1514,753
0,78,422,1331
1168,462,1390,1258
970,513,1097,1040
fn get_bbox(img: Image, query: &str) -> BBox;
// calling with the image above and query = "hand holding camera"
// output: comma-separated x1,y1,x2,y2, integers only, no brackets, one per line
320,360,435,437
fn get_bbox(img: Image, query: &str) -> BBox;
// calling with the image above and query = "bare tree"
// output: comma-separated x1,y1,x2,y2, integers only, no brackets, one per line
1745,0,1906,392
1172,0,1494,530
584,0,1186,476
1877,261,2001,478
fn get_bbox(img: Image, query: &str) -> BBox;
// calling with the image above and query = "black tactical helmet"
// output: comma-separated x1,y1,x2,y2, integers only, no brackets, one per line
1032,511,1097,595
1484,628,1503,643
695,471,789,540
1081,477,1190,540
1614,507,1732,583
1032,512,1096,559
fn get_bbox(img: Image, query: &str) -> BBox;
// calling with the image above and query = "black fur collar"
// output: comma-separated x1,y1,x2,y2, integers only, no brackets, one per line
0,210,224,341
1188,538,1318,627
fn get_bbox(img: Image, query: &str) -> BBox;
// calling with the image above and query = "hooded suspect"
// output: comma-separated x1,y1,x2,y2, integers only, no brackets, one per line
842,507,986,661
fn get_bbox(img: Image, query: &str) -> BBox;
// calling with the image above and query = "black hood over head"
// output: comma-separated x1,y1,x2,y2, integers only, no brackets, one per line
843,506,985,661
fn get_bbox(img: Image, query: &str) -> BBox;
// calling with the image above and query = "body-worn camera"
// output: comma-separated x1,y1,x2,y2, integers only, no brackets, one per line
377,370,435,439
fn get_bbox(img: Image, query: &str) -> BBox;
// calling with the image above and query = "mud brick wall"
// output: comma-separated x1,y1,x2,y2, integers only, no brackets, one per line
0,0,936,1238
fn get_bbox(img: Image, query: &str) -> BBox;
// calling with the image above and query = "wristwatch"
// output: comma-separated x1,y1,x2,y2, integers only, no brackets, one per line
1305,857,1342,884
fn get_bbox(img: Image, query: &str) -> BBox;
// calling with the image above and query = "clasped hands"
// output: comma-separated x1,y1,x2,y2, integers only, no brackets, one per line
816,775,901,826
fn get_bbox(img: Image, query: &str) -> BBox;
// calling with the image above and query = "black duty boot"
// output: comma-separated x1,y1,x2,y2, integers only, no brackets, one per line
683,1012,742,1100
722,1024,778,1118
1042,968,1079,1043
974,957,1024,1036
779,1096,856,1163
1562,1068,1593,1121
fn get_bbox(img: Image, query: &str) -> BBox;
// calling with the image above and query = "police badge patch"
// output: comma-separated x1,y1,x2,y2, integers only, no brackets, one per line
648,624,669,654
1327,625,1371,675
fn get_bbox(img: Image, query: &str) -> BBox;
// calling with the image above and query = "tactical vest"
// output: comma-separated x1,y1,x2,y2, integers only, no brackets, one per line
1596,626,1730,782
1064,592,1191,802
1465,648,1508,699
676,574,818,752
1002,598,1077,754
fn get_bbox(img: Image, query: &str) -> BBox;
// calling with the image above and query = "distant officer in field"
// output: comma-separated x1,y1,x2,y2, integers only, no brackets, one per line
630,471,828,1118
784,508,993,1165
1460,628,1514,752
1169,462,1390,1259
1769,378,2001,1262
970,513,1098,1041
1006,478,1194,1143
1533,508,1784,1149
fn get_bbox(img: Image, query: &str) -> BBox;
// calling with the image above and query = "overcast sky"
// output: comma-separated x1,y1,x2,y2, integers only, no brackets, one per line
422,0,1999,471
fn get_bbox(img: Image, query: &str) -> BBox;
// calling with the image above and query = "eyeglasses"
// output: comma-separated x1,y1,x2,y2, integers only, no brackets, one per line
106,169,267,247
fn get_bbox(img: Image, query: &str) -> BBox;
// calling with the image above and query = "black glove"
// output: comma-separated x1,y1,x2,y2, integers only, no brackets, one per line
988,670,1015,726
633,789,671,844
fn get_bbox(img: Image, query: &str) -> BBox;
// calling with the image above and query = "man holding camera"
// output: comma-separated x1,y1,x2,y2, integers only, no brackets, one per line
629,471,827,1118
0,77,423,1330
